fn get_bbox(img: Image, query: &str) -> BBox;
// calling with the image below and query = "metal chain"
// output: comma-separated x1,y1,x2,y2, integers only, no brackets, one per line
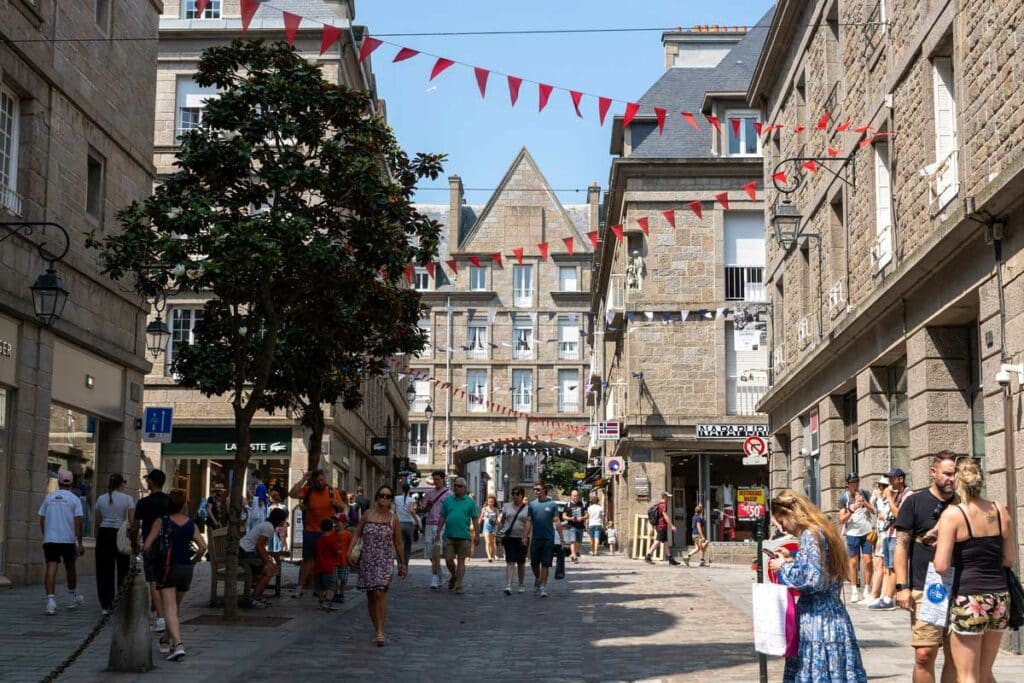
40,562,140,683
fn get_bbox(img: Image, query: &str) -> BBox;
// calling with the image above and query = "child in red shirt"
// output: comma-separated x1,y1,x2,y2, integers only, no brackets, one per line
314,518,341,610
331,521,353,605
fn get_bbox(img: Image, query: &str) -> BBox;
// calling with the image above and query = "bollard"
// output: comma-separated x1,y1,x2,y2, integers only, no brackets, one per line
754,515,768,683
108,570,153,673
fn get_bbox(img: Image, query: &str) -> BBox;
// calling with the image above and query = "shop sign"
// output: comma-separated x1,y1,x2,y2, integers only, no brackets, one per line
162,427,292,456
736,486,766,520
733,321,767,351
370,437,389,458
0,314,17,387
634,475,650,499
696,423,768,439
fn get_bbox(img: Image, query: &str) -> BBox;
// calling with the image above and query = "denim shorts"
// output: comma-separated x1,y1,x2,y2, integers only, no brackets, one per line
302,530,321,560
567,527,584,543
881,537,896,569
529,538,555,568
588,525,603,541
845,534,873,557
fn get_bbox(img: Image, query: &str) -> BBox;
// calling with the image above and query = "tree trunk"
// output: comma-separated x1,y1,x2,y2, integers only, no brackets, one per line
222,415,252,620
304,399,325,473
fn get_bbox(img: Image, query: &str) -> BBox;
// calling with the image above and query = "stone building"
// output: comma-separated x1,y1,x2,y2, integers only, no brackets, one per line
144,0,403,545
411,148,597,502
589,21,771,555
0,0,160,584
751,0,1024,541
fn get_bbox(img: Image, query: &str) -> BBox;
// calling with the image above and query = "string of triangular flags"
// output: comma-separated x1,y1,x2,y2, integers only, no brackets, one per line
408,429,587,449
231,0,890,143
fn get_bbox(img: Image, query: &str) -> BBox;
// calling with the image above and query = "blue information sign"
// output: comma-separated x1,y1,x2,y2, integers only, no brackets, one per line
143,407,174,443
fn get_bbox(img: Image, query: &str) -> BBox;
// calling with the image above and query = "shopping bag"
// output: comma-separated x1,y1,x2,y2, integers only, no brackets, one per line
784,590,799,657
919,561,955,627
753,582,790,656
554,545,566,580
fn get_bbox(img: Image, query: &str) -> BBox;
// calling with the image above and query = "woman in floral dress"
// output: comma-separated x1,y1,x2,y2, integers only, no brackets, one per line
768,490,867,683
351,484,406,646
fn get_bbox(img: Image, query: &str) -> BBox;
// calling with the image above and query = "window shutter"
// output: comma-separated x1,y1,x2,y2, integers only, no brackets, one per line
932,58,957,161
873,144,893,270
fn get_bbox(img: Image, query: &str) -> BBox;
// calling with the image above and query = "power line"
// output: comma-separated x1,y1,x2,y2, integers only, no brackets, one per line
416,187,596,193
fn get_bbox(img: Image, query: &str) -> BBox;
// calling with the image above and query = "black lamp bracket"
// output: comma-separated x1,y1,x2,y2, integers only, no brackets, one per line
772,156,856,195
0,221,71,265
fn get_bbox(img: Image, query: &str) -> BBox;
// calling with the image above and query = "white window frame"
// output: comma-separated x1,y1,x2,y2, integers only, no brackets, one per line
725,109,762,157
467,369,488,412
931,57,959,209
410,379,431,413
558,369,580,413
413,267,430,291
558,265,579,292
512,264,533,307
86,148,105,224
417,317,431,354
175,76,218,141
408,423,429,463
558,317,580,360
873,142,893,271
0,86,20,216
167,308,203,369
513,318,534,359
467,322,488,359
184,0,221,19
512,369,533,413
469,265,487,291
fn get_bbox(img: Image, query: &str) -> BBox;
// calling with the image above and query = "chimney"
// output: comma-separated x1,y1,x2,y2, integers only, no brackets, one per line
662,24,746,70
587,183,601,243
449,175,463,238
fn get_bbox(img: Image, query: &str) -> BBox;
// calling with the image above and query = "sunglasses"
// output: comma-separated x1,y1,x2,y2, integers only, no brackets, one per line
932,501,948,520
454,484,466,488
378,493,393,500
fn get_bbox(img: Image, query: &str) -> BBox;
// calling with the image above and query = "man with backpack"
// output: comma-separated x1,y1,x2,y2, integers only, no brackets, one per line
838,472,876,603
418,470,451,590
288,470,344,598
644,491,680,565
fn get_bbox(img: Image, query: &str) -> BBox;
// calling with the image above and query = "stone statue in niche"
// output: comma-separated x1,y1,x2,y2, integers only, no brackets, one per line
626,250,646,290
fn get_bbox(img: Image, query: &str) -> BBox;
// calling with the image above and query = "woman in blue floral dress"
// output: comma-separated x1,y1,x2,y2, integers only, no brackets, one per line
768,490,867,683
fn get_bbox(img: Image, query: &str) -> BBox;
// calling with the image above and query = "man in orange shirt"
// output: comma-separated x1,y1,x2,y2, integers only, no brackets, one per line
288,470,344,598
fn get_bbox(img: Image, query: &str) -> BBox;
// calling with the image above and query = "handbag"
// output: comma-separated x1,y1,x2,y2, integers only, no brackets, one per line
919,561,955,627
554,545,566,580
866,529,878,546
1006,567,1024,630
348,537,363,565
116,520,133,555
752,582,791,656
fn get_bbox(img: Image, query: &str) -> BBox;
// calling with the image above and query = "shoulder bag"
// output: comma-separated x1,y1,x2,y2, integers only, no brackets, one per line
499,504,526,540
116,520,133,555
348,535,364,565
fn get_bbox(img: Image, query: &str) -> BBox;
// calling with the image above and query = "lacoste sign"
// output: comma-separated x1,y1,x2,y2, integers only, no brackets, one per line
224,442,288,453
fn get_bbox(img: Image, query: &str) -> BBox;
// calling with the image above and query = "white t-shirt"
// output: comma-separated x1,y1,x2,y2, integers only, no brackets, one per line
95,491,134,529
841,489,875,537
499,502,529,538
587,504,604,527
393,494,416,524
239,520,275,553
39,490,84,544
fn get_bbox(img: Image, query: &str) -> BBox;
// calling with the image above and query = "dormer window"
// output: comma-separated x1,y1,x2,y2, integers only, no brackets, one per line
725,109,761,157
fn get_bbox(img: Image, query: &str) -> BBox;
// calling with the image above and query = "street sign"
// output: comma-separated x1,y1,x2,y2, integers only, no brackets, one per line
742,436,768,465
605,456,624,477
634,475,650,499
143,407,173,443
737,486,767,521
742,455,769,466
597,421,621,440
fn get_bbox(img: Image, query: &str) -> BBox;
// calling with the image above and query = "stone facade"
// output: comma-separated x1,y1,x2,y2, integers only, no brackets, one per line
0,0,161,585
411,148,596,500
752,0,1024,550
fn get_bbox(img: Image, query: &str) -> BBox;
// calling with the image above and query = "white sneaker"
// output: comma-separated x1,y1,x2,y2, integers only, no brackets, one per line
166,643,186,661
540,587,549,598
518,584,525,594
430,575,440,590
289,589,304,599
67,594,84,610
849,587,863,603
46,597,57,615
504,585,512,596
151,617,166,633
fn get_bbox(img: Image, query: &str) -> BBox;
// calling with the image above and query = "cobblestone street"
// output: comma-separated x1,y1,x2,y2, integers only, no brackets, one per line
5,551,1024,682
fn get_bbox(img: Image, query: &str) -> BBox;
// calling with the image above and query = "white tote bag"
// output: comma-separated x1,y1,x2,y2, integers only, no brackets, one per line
752,582,789,656
919,562,955,627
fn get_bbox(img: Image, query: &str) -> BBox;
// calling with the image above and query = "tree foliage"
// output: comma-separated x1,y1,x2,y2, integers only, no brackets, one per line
541,457,583,497
88,40,444,617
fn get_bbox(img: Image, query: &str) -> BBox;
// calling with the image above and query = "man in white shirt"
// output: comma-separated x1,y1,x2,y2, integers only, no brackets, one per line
238,508,289,608
393,483,418,566
839,472,876,603
39,469,85,615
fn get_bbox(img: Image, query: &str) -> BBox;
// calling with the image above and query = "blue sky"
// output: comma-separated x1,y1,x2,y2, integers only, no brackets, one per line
357,0,775,206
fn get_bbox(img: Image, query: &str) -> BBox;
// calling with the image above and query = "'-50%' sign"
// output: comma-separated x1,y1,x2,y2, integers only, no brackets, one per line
736,487,766,521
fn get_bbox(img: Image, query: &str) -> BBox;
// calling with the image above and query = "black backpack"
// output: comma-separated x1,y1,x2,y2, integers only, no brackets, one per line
647,503,661,527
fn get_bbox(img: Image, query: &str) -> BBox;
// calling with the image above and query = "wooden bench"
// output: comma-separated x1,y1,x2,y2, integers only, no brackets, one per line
208,528,253,607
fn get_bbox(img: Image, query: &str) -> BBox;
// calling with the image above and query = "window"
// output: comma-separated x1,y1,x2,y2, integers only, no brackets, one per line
414,267,430,291
512,370,532,412
0,86,20,215
558,317,580,360
887,358,910,484
967,325,985,468
411,379,430,413
513,264,533,307
513,316,534,360
47,405,99,538
873,142,893,270
408,423,429,464
95,0,111,34
467,369,487,412
931,57,959,209
167,308,202,368
467,322,488,359
178,107,203,138
523,457,535,482
184,0,221,19
724,212,766,301
726,321,768,416
86,149,105,224
802,410,821,505
469,265,487,291
176,76,218,140
841,391,859,474
559,266,579,292
417,316,431,354
726,110,761,156
558,369,579,413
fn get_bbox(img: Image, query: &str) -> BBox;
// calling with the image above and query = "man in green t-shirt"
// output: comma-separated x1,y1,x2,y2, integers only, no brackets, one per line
436,477,479,594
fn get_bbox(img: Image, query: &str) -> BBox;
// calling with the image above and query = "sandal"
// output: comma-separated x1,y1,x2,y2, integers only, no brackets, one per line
374,634,385,647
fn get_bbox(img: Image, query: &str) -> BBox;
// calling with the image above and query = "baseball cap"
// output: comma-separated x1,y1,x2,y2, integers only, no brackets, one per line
878,476,891,486
57,469,74,485
660,491,672,498
886,468,906,479
845,472,860,483
144,469,166,486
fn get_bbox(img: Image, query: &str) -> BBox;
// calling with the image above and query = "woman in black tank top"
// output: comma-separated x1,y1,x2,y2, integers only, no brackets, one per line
934,458,1015,683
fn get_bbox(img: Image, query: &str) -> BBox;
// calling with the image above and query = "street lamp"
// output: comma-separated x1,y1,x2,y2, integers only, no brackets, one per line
406,383,417,402
771,198,803,251
1,222,71,326
144,294,172,359
424,403,434,417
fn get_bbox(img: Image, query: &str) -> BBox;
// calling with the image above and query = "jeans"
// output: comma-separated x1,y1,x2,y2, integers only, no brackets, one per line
95,527,129,610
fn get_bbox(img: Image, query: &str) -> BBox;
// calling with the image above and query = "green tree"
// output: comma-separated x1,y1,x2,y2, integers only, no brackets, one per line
541,457,583,497
89,40,443,617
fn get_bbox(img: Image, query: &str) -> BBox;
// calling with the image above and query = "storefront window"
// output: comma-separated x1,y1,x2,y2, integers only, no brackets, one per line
48,404,99,538
887,359,910,485
841,391,859,474
968,327,986,470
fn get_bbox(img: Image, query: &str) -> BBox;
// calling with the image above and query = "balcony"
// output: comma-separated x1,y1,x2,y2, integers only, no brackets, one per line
512,343,534,360
927,149,959,213
558,400,580,414
513,288,533,308
558,342,580,360
512,390,532,413
468,394,487,412
0,183,22,216
724,266,766,302
727,376,769,416
408,443,430,464
410,395,431,413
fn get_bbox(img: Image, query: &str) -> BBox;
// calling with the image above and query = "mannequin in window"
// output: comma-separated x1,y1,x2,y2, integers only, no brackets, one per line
626,250,646,290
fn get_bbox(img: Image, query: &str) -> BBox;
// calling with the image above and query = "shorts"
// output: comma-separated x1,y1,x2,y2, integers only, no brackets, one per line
42,543,77,566
656,527,669,543
483,521,496,535
910,589,947,647
240,549,267,572
529,538,555,568
424,524,440,560
157,564,194,592
444,538,472,561
881,537,896,570
315,572,336,594
589,525,603,541
845,534,873,557
502,537,526,564
335,566,350,585
567,527,584,544
302,530,321,561
949,592,1010,635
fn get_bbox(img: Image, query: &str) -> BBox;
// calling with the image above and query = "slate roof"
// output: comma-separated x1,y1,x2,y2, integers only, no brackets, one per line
628,7,775,159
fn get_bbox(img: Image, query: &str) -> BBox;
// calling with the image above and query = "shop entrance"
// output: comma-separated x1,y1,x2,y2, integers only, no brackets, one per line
671,452,768,545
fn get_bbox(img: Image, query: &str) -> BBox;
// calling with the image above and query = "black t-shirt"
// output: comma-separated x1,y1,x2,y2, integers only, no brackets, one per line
894,487,951,590
565,500,586,529
135,491,170,540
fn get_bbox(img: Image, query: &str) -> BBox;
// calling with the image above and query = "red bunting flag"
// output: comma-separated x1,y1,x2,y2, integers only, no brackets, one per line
854,125,871,134
794,125,806,133
513,247,524,264
816,113,830,130
570,91,584,118
507,76,523,106
662,209,676,228
704,114,721,131
468,255,482,268
754,121,764,136
715,192,730,211
403,264,414,285
490,252,504,268
743,181,758,200
195,0,209,14
474,67,489,98
654,107,667,135
681,111,700,131
623,102,640,128
598,97,612,126
283,12,302,46
320,25,344,55
688,201,702,220
430,58,456,81
609,225,624,242
836,120,853,132
563,237,575,255
730,118,741,139
772,171,788,184
357,35,382,63
424,262,435,279
827,147,840,157
538,83,554,112
637,217,650,235
240,0,260,33
587,231,599,248
801,160,819,172
446,259,458,274
393,47,419,62
537,242,549,260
